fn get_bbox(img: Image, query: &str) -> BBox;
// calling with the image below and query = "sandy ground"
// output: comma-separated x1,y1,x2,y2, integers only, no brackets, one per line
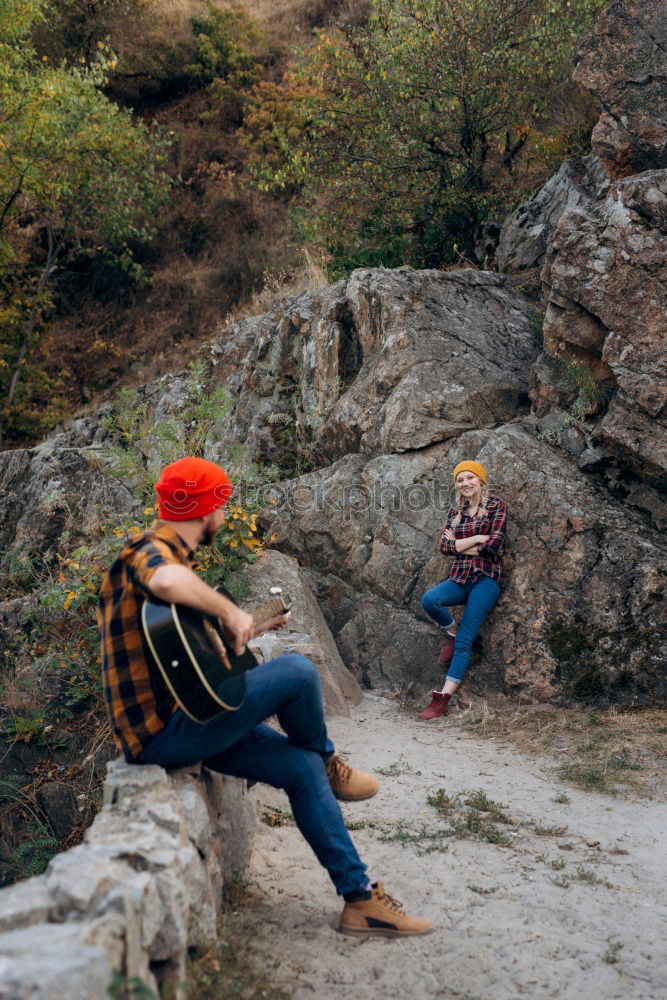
240,694,666,1000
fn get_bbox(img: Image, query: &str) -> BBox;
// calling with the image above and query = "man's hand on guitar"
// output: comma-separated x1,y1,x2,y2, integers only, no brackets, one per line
256,612,290,636
220,605,255,655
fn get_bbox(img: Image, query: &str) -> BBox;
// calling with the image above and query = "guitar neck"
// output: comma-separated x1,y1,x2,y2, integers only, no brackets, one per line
251,596,291,631
214,585,291,633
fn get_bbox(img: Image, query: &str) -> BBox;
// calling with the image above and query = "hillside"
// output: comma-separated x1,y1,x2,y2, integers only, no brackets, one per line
1,0,601,447
0,0,362,444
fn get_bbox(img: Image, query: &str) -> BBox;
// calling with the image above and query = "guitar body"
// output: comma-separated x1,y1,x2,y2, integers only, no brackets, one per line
142,586,290,724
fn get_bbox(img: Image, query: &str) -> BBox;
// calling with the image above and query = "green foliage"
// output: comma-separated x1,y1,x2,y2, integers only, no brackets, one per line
0,544,39,598
31,0,154,68
0,505,166,729
561,358,606,419
0,0,172,445
107,975,158,1000
246,0,606,273
182,1,265,133
103,360,235,503
2,710,47,745
0,774,23,805
14,820,60,878
188,1,262,89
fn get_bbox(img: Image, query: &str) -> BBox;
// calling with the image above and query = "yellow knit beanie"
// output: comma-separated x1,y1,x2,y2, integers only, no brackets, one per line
453,460,487,484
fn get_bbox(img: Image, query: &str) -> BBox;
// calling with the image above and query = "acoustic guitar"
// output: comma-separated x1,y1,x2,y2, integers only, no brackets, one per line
141,586,291,723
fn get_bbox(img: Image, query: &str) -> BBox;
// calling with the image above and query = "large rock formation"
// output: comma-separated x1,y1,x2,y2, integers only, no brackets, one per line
212,267,540,466
540,170,667,488
496,156,608,273
535,0,667,513
3,246,662,706
0,441,135,570
263,424,666,701
573,0,667,178
246,549,364,715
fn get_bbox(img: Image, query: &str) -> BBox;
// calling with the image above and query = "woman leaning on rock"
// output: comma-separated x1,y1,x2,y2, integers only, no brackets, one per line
419,460,507,720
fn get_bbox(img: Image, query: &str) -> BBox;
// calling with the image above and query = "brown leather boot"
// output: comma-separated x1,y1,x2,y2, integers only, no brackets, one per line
326,754,379,801
339,882,432,937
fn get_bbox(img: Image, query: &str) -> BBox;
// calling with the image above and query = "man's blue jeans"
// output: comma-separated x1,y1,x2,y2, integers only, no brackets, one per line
135,654,368,896
421,577,500,683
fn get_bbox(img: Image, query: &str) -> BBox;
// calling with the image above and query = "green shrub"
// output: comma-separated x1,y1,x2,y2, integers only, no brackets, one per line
246,0,606,273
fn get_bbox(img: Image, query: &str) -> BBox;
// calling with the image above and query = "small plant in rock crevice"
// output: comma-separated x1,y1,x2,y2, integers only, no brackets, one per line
560,357,608,420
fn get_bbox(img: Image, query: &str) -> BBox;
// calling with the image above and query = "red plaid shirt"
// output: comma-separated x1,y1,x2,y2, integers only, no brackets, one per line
439,496,507,586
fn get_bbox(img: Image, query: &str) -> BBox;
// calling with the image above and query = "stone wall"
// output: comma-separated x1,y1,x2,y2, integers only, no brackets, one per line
0,759,256,999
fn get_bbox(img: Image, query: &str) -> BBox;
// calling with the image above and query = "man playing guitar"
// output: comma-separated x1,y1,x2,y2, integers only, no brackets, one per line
98,456,431,937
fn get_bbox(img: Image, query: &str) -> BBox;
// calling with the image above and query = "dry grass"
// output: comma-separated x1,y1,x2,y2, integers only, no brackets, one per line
449,700,667,799
217,247,330,329
154,0,364,63
185,876,289,1000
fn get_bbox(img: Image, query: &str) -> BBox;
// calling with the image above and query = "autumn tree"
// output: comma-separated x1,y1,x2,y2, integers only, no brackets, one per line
245,0,605,273
0,0,171,445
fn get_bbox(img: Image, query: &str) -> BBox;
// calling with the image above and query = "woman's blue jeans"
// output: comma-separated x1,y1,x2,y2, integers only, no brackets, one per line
134,654,368,896
421,577,500,683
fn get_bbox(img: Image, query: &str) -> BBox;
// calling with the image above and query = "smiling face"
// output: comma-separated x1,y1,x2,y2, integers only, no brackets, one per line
455,470,482,503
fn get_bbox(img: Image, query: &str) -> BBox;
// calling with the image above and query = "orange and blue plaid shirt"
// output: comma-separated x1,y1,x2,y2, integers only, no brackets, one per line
98,523,194,760
439,497,507,586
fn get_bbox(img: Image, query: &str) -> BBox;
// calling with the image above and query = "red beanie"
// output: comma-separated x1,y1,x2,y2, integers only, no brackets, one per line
155,457,233,521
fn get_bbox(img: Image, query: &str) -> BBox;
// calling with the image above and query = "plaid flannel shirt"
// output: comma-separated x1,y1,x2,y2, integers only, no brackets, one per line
439,496,507,586
98,523,194,760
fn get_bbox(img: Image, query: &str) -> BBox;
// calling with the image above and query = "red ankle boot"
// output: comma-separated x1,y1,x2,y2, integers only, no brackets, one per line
438,635,455,665
418,691,451,720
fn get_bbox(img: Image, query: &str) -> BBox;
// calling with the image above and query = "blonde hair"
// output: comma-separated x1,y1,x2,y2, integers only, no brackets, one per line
451,481,490,527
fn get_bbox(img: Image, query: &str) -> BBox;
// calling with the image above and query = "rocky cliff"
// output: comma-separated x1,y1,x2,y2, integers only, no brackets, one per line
0,1,665,720
4,253,662,706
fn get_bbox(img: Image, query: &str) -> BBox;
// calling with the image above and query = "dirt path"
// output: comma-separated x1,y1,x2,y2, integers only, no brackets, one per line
241,694,666,1000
